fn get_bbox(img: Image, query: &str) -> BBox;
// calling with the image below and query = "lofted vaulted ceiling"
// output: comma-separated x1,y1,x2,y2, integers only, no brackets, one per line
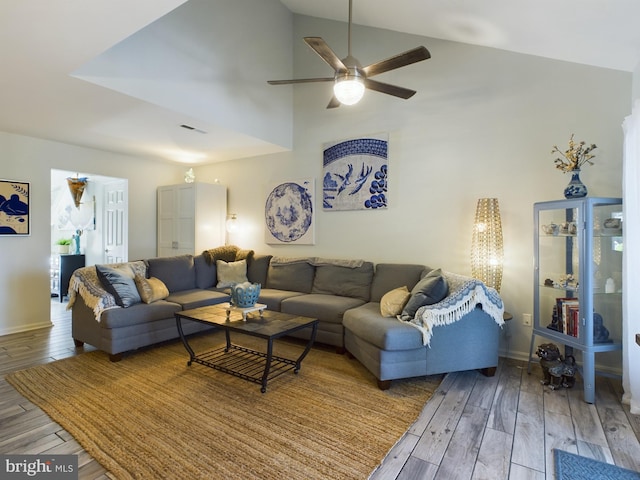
1,0,639,166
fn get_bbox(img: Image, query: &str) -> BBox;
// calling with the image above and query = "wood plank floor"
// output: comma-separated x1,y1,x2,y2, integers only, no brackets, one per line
1,300,639,479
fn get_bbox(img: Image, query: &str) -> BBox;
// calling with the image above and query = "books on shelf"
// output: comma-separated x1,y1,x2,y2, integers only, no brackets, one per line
555,297,580,337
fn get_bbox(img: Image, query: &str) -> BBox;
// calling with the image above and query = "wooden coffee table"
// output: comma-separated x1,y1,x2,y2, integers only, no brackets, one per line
175,303,318,392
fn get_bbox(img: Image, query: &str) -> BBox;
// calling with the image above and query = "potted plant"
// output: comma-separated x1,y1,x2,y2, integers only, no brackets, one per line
54,238,72,254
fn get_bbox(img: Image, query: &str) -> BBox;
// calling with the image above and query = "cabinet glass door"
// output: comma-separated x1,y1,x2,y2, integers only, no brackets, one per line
536,206,582,342
591,203,623,347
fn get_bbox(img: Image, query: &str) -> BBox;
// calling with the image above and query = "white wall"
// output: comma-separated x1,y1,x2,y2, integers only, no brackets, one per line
0,132,184,335
196,15,631,367
633,62,640,103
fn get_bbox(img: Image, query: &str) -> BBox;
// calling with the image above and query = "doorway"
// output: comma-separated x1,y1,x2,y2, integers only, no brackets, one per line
50,169,129,300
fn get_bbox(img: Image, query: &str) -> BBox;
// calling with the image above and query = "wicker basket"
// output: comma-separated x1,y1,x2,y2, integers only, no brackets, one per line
230,282,261,308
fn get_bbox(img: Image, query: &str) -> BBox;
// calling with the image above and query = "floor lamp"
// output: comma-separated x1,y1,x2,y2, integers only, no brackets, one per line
471,198,504,292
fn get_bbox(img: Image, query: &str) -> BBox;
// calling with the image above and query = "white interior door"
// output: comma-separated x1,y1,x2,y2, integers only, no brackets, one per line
103,180,128,263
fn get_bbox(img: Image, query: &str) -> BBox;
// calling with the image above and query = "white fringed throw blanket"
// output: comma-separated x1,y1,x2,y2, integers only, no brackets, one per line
406,272,504,346
66,261,147,321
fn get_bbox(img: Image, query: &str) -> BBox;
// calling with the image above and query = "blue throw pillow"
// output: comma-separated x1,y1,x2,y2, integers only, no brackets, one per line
400,268,448,319
96,264,141,308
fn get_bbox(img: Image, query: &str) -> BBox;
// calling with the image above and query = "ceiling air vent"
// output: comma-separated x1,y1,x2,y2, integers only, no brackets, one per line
180,124,207,134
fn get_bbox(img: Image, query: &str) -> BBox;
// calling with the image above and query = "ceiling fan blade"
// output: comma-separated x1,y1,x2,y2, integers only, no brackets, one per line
267,77,334,85
364,79,416,99
304,37,348,72
326,96,341,109
363,46,431,77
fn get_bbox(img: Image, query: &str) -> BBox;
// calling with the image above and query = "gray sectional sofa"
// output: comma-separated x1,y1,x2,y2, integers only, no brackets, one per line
69,252,504,389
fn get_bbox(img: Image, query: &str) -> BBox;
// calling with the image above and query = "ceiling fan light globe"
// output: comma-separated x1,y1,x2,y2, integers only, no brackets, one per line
333,78,365,105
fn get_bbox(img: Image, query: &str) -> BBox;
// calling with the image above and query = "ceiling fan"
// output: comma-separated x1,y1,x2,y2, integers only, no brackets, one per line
268,0,431,108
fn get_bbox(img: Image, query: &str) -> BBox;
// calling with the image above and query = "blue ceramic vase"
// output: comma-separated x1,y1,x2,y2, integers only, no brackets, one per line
563,169,587,199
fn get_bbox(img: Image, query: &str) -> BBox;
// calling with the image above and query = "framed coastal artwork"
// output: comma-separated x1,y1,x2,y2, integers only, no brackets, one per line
322,133,388,211
264,178,315,245
0,179,30,235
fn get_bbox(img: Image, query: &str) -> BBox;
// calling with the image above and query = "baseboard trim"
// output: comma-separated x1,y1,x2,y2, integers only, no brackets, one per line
0,321,53,337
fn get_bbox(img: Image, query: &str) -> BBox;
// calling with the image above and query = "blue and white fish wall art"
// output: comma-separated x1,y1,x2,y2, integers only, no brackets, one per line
322,134,388,211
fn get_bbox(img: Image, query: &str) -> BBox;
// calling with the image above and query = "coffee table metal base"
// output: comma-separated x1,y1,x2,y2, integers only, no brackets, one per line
188,343,304,393
176,310,317,393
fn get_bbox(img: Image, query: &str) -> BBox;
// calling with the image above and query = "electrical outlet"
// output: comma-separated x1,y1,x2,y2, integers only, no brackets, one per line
522,313,532,326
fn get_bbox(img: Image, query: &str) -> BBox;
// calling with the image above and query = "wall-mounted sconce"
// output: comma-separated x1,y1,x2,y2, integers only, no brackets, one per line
226,214,238,233
471,198,504,292
66,176,88,209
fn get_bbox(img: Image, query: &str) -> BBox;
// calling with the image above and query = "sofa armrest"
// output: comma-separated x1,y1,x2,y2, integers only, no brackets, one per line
67,266,118,321
410,273,504,346
425,307,500,375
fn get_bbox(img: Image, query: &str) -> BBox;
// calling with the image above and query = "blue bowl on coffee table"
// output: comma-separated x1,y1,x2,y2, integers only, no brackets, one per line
230,282,261,308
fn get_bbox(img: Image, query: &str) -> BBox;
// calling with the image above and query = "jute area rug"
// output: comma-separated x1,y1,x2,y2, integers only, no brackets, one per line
6,332,441,480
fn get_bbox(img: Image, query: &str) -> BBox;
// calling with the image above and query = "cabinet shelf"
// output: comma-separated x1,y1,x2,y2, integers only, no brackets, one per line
539,284,579,292
528,197,623,404
533,327,622,351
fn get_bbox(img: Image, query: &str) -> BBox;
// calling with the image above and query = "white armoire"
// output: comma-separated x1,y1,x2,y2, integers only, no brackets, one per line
157,183,226,257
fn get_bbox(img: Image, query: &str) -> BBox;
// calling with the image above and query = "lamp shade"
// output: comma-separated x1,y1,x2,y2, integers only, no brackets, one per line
471,198,504,292
333,77,365,105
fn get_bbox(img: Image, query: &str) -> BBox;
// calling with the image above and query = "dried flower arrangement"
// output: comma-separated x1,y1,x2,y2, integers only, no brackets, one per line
551,134,597,173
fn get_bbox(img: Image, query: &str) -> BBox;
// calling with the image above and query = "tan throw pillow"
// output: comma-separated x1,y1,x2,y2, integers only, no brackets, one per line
216,259,248,288
380,286,411,317
135,276,169,304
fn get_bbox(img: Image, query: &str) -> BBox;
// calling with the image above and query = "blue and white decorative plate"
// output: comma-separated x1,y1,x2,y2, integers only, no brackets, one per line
265,180,314,244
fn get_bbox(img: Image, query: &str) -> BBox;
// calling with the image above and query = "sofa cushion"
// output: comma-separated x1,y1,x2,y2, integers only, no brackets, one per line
370,264,426,303
257,288,305,311
266,261,315,293
311,262,374,301
401,268,449,319
100,300,182,329
380,286,411,317
343,302,424,351
165,289,230,310
194,254,217,289
247,254,272,286
147,255,196,292
96,264,141,308
216,260,248,287
135,276,169,304
281,294,365,325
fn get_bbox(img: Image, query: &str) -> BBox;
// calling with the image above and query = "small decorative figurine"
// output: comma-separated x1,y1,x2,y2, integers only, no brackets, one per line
536,343,562,386
547,355,577,389
593,313,610,343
